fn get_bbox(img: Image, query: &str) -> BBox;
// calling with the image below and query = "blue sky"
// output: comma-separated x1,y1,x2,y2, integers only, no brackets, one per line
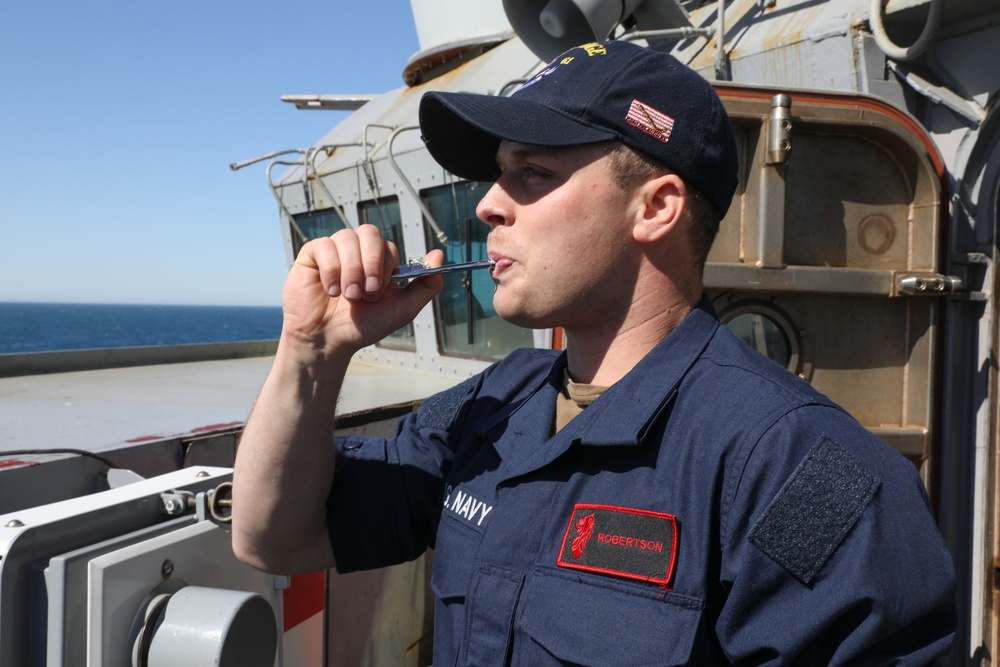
0,1,420,306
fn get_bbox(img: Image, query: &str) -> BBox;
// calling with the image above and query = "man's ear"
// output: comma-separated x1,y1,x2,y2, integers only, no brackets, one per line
632,173,687,244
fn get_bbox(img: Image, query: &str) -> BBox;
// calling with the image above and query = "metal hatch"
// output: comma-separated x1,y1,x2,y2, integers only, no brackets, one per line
705,85,951,494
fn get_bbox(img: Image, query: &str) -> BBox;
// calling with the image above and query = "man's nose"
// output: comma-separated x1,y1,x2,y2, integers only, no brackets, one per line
476,181,512,228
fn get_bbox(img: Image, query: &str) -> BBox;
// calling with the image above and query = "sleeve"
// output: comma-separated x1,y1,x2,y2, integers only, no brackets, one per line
715,405,956,666
326,375,481,573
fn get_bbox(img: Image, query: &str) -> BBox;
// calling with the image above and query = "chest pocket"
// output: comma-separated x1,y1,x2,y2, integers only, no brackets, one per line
431,515,526,666
518,568,703,666
431,512,481,600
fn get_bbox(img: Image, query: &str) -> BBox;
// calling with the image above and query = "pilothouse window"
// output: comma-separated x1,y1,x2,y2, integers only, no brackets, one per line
290,208,348,257
360,197,415,350
423,182,534,360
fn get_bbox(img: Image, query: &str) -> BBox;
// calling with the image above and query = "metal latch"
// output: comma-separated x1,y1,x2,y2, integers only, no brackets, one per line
767,94,793,165
159,483,233,524
896,273,963,296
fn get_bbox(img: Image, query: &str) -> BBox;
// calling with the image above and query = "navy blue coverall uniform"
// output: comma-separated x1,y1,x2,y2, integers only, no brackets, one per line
328,298,956,665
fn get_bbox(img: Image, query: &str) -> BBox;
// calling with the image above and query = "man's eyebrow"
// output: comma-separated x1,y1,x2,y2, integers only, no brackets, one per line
512,145,559,158
498,144,562,163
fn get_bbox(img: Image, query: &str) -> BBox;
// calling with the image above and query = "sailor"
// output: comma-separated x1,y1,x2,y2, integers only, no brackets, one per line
232,40,956,664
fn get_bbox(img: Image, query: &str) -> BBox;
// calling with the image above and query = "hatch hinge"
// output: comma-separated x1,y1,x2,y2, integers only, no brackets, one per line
895,272,964,297
945,252,991,302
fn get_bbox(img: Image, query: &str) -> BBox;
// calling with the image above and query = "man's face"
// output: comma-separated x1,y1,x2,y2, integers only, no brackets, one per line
478,140,640,331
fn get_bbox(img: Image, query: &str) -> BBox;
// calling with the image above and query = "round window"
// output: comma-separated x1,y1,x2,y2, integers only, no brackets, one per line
725,312,791,368
716,298,803,375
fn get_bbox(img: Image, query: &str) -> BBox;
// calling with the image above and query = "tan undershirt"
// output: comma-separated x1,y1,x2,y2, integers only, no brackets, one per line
554,370,609,434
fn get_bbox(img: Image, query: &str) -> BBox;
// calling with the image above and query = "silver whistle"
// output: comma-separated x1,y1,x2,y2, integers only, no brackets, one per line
392,259,495,282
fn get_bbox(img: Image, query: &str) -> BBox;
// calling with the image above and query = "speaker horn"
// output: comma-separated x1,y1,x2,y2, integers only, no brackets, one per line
503,0,644,62
504,0,694,62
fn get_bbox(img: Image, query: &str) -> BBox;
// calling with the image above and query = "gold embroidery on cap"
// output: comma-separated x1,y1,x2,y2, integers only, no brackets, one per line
579,43,608,56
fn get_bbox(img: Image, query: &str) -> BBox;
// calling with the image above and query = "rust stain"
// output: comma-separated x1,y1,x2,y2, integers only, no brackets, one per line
403,40,505,86
858,214,897,255
0,459,39,469
125,435,164,443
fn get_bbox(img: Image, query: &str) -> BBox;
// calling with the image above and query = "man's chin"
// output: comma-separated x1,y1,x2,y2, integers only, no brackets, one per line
492,302,557,332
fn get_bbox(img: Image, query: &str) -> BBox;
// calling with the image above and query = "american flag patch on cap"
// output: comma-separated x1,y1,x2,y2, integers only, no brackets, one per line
626,99,675,143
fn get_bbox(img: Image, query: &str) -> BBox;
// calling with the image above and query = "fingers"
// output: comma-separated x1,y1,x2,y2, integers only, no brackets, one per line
302,225,397,301
286,228,444,352
355,224,394,301
296,228,446,315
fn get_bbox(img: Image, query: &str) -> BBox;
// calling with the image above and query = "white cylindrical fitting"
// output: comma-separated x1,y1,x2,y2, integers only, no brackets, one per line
143,587,277,667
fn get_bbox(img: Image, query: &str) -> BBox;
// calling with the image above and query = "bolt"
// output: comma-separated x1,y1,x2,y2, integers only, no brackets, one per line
5,519,25,528
161,559,174,579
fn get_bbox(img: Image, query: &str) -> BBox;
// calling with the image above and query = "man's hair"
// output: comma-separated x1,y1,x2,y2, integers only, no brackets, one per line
608,143,721,269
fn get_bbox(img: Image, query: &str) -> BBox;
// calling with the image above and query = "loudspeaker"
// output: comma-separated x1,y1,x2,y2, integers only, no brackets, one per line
503,0,692,62
503,0,641,62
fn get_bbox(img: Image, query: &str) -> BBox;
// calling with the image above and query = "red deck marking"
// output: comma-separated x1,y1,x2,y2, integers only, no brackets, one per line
125,435,164,443
190,421,244,434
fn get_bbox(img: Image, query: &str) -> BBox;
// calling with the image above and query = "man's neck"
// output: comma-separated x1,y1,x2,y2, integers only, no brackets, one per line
564,289,697,386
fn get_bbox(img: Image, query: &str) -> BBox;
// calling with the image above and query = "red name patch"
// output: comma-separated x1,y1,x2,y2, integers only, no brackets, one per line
557,504,678,588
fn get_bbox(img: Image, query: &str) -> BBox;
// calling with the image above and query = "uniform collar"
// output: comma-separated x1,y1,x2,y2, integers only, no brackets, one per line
568,296,720,447
485,296,720,474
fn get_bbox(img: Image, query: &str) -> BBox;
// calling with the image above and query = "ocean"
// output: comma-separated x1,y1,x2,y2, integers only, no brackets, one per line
0,302,283,354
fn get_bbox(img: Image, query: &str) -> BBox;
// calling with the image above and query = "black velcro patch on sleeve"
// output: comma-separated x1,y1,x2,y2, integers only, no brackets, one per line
416,376,478,431
748,437,881,585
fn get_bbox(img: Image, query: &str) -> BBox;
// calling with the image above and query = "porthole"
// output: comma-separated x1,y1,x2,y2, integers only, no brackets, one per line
716,298,803,375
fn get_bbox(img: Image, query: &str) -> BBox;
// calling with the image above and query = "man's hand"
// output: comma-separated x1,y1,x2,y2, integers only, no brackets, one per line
232,225,444,574
281,224,445,360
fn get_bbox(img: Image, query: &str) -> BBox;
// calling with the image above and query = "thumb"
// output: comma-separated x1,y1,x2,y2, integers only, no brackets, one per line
375,248,445,322
398,248,446,310
422,249,445,269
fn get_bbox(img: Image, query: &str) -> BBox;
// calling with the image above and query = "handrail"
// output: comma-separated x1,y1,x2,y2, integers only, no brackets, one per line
387,126,449,245
870,0,943,61
266,158,310,244
229,148,306,172
308,143,367,229
230,148,311,244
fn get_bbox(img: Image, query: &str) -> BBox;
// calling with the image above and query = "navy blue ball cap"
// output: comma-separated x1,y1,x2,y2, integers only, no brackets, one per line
419,40,739,217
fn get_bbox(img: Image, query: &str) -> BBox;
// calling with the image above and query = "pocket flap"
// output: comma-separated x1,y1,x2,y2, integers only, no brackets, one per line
430,515,479,599
521,570,703,666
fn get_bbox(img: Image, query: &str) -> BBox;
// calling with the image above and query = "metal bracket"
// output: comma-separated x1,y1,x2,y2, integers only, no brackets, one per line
946,252,991,301
159,482,232,524
160,490,195,517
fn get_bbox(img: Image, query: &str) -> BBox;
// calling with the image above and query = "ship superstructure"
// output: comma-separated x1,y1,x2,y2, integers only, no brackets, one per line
3,0,998,664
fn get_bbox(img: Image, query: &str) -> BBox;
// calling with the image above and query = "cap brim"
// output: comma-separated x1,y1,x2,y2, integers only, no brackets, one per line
419,91,617,182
